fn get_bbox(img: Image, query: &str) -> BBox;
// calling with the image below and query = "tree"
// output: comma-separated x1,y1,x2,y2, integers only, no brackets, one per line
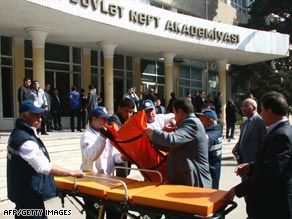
229,0,292,104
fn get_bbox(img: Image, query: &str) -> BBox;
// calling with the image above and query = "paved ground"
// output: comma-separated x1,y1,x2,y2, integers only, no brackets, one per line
0,126,247,219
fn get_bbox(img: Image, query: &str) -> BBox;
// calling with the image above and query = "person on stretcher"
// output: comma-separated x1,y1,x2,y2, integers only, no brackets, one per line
80,106,126,219
141,99,176,132
145,99,212,188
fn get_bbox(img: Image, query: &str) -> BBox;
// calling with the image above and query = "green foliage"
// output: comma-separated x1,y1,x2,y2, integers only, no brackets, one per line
235,117,243,126
229,0,292,104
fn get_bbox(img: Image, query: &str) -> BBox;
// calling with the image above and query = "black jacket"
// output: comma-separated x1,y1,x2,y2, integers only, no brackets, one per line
235,121,292,219
7,119,56,205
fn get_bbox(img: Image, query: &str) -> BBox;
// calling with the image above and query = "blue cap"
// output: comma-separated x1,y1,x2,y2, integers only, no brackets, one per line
141,99,155,110
90,106,111,118
201,109,218,121
19,100,46,114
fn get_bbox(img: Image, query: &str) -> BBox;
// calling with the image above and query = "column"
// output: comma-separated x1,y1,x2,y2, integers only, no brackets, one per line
14,37,25,111
173,62,180,97
133,57,141,98
25,27,50,88
82,48,91,92
98,42,117,114
160,52,177,105
217,60,228,124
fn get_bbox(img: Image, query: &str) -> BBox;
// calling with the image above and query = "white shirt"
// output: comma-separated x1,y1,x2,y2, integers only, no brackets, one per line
80,127,123,175
19,127,52,175
31,88,48,107
147,113,174,130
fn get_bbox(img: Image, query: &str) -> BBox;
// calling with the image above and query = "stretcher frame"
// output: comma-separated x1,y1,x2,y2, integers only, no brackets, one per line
56,168,237,219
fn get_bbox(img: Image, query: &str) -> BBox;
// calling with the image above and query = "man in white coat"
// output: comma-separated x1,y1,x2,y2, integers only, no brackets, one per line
80,106,124,219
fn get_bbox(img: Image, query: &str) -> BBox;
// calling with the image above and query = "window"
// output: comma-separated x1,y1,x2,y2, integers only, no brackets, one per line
24,40,33,79
149,1,171,10
179,65,203,97
141,59,165,97
1,36,14,117
230,0,249,14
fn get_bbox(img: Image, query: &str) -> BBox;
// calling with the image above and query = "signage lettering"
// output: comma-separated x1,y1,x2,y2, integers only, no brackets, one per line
70,0,240,44
129,10,160,28
165,20,240,43
100,1,124,18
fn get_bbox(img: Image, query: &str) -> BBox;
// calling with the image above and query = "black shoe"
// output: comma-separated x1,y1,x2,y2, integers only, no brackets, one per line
41,132,49,135
77,129,82,132
47,129,53,132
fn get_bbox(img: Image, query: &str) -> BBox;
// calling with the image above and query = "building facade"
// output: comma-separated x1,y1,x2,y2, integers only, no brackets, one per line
0,0,289,130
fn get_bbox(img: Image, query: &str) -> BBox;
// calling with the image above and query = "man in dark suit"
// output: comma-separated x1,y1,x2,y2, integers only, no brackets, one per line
232,98,267,165
145,99,212,188
225,91,292,219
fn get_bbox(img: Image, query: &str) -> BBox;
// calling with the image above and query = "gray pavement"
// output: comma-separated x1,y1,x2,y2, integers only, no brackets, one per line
0,126,247,219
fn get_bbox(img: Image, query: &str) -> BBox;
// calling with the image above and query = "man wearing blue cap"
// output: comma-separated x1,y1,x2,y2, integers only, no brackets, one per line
141,99,176,131
80,106,125,219
7,100,84,219
197,109,223,189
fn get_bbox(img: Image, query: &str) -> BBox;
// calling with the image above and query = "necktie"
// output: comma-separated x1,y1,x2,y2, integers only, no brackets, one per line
240,119,251,148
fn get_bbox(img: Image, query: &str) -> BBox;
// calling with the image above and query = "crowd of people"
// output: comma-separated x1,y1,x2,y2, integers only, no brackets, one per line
10,79,292,219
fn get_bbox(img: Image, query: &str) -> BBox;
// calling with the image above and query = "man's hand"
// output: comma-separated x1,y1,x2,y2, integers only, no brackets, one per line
224,187,236,201
145,128,154,140
71,169,84,178
231,145,237,156
235,163,250,177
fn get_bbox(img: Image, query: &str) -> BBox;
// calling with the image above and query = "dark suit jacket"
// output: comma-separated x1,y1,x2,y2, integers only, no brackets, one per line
235,113,267,163
152,114,212,188
235,120,292,218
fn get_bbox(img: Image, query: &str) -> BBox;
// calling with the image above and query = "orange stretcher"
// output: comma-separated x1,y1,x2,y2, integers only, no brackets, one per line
55,171,237,219
101,110,168,182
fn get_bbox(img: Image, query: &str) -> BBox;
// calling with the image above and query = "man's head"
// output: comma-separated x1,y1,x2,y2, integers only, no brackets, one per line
173,99,194,125
71,85,77,91
53,88,59,94
241,98,257,118
23,78,31,87
45,83,51,92
197,109,217,128
142,99,156,123
88,84,94,90
117,98,135,122
19,100,45,128
32,80,40,90
155,98,162,106
89,106,111,129
260,91,288,126
127,85,135,94
170,92,176,98
149,88,154,94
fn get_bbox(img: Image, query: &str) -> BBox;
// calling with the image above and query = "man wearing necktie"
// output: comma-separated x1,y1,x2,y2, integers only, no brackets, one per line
226,92,292,219
232,98,267,206
232,98,267,165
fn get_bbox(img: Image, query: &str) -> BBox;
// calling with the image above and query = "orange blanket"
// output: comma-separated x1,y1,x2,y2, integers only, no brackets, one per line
104,111,168,182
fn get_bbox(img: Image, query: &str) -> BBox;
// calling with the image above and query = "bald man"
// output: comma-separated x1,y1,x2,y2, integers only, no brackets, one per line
232,98,267,165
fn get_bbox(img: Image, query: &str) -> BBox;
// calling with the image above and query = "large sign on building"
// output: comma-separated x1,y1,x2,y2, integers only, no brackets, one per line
70,0,240,44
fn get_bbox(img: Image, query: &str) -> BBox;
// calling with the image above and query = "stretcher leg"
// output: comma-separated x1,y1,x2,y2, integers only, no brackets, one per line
98,205,105,219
